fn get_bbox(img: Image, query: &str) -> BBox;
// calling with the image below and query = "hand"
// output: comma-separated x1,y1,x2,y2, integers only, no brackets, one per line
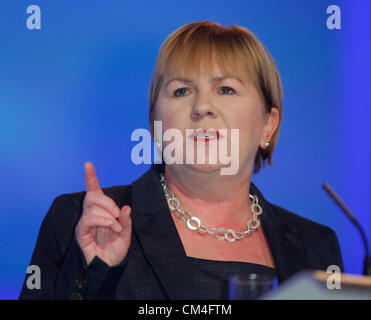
75,162,132,266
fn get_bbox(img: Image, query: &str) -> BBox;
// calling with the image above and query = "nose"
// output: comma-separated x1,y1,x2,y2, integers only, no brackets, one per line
191,89,217,120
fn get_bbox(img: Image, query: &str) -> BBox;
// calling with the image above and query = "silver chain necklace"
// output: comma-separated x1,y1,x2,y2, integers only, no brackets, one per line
160,173,263,243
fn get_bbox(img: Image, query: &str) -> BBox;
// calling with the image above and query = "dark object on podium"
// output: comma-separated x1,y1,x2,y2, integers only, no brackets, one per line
261,271,371,300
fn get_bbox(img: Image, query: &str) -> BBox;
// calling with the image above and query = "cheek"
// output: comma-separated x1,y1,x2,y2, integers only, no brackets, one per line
232,102,264,135
155,105,186,132
161,115,183,133
232,114,262,152
230,113,254,135
154,107,187,143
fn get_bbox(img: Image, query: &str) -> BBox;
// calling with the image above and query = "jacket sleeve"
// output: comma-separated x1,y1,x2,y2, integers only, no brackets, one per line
329,227,344,273
18,194,130,300
306,224,345,274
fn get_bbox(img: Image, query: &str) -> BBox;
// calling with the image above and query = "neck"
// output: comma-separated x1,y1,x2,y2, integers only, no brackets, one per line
164,164,254,227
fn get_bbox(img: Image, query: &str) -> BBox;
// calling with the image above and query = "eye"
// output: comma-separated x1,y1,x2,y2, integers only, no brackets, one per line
173,87,190,97
219,86,235,95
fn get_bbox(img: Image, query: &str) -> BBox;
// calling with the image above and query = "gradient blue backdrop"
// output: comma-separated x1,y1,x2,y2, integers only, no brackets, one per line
0,0,369,299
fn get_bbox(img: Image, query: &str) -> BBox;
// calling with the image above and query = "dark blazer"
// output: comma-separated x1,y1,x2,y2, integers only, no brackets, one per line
19,164,343,300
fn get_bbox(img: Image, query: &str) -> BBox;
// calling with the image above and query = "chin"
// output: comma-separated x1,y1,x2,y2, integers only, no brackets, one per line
184,162,223,174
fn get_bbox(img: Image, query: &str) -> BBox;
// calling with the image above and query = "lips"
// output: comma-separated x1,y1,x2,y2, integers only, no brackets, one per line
188,128,223,142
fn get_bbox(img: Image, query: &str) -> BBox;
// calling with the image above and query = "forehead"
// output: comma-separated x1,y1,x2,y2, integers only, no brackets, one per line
164,59,248,84
165,74,244,87
159,48,258,93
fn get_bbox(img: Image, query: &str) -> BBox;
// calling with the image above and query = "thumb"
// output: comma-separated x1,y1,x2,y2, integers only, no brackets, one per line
118,205,132,228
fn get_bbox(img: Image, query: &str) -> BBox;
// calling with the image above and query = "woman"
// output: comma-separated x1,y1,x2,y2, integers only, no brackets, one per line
19,21,343,300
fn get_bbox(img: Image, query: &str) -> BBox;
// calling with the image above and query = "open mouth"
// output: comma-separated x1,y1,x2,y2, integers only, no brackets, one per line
189,129,223,142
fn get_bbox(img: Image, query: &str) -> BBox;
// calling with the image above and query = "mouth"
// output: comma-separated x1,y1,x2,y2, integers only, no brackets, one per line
188,128,223,142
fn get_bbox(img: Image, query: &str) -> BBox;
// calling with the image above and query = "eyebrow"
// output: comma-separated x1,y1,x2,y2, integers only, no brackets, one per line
164,76,243,88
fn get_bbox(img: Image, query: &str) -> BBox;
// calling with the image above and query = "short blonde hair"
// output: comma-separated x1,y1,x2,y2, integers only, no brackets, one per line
148,21,283,173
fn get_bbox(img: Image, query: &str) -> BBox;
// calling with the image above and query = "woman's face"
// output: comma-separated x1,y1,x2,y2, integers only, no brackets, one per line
154,63,278,176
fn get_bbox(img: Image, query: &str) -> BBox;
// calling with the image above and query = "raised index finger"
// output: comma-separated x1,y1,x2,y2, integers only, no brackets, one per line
84,161,102,193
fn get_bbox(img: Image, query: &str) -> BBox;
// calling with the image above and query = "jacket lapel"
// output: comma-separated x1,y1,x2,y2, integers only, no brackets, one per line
251,183,309,283
131,164,196,299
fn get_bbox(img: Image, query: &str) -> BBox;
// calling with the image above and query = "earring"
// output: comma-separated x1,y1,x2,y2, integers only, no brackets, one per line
265,141,270,148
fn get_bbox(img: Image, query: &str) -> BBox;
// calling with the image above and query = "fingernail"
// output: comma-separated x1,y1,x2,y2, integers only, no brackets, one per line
114,223,122,233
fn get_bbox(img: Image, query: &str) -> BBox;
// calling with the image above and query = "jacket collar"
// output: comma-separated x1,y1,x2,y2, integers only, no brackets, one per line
131,164,308,298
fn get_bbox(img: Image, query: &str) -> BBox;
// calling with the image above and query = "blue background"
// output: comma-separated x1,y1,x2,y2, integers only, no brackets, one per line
0,1,369,299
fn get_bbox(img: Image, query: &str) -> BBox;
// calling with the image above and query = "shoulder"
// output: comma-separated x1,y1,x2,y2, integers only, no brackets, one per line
251,182,335,237
266,201,343,270
269,202,338,241
51,184,132,213
43,184,132,234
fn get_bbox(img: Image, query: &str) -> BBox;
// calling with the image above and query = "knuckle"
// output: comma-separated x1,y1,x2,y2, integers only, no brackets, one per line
84,190,100,202
83,204,94,216
79,214,89,225
110,204,119,214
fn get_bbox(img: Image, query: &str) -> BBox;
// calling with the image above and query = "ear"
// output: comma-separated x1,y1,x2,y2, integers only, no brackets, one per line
259,107,280,150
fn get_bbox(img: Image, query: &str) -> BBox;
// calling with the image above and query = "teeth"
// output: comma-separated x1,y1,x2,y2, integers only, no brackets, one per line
195,133,216,138
192,130,218,139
